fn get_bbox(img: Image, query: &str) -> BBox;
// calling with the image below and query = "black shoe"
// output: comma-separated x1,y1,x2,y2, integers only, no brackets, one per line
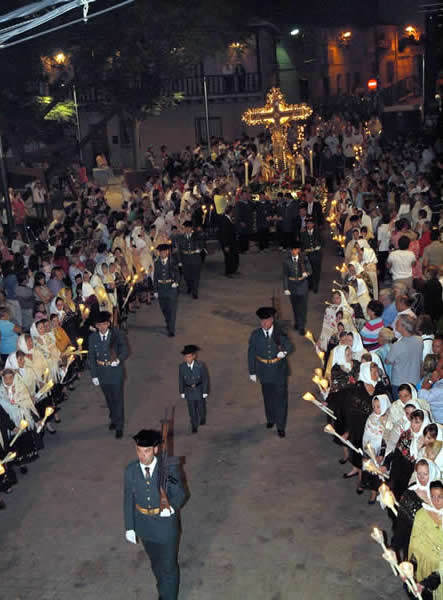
356,488,364,495
168,331,175,337
192,293,198,299
368,498,376,505
343,472,358,479
277,430,286,438
200,420,206,426
191,427,198,434
339,458,347,465
0,499,6,510
115,430,123,439
187,288,192,294
20,466,28,475
109,423,116,431
266,422,274,429
299,329,306,336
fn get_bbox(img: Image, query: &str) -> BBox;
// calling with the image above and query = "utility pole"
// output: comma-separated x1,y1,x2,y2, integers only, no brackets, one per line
0,135,15,243
203,76,211,157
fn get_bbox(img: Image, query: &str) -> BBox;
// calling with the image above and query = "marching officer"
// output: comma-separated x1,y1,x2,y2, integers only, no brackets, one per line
256,192,272,251
176,220,205,299
248,307,293,437
89,311,129,438
153,243,180,337
179,344,209,433
124,429,186,600
300,217,323,293
283,241,312,335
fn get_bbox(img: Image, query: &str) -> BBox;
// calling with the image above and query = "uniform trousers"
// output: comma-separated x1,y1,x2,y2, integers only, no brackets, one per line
290,293,308,330
185,391,206,429
142,537,179,600
158,292,177,334
100,381,124,429
222,248,239,275
182,261,201,296
307,253,322,292
260,382,288,430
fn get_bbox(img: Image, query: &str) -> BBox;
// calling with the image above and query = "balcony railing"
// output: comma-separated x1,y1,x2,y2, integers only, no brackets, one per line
161,72,262,97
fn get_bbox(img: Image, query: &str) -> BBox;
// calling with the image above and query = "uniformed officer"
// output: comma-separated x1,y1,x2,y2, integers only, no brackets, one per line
248,307,294,437
153,244,180,337
176,221,205,299
283,241,312,335
179,345,209,433
89,311,129,438
300,218,323,293
124,429,186,600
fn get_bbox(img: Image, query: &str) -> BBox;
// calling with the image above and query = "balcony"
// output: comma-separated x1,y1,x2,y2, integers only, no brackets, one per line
161,72,262,98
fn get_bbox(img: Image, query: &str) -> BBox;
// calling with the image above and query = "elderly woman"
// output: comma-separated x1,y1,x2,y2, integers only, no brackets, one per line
391,458,439,561
317,289,355,352
374,327,396,380
0,368,42,466
409,481,443,600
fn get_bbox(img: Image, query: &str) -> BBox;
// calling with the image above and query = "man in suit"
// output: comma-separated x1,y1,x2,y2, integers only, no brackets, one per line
153,244,180,337
176,221,205,299
89,311,129,438
248,307,294,437
281,192,298,249
255,192,272,251
283,241,312,335
300,218,323,293
219,206,239,277
294,202,308,240
179,344,209,433
235,190,253,253
305,192,323,228
124,429,186,600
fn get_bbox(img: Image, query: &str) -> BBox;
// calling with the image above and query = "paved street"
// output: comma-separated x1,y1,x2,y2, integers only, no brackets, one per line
0,243,398,600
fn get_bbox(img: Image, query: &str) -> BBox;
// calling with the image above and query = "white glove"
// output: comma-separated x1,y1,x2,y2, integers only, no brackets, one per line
92,377,100,386
110,359,120,367
171,283,178,288
284,290,291,296
202,394,208,398
180,393,185,399
302,272,308,278
249,374,257,383
125,530,137,544
277,351,287,359
154,292,159,298
160,507,175,517
178,262,183,267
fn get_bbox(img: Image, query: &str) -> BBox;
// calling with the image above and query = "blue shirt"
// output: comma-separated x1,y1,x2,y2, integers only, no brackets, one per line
382,303,397,327
3,273,18,300
0,319,18,354
421,381,443,424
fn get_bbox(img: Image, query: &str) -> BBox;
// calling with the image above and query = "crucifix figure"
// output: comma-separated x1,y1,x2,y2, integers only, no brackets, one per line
242,87,312,170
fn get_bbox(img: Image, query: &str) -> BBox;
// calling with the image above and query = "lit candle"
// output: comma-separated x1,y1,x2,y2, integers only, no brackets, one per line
309,149,313,175
244,161,249,186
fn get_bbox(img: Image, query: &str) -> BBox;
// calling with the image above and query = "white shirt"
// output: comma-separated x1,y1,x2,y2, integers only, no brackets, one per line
139,456,157,479
377,223,391,252
262,326,274,337
388,249,416,280
100,331,109,342
187,361,194,370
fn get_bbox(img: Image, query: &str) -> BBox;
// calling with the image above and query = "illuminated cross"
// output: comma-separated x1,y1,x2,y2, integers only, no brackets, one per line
242,87,312,169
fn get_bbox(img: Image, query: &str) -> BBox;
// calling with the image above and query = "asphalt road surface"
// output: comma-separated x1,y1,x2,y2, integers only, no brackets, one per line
0,243,397,600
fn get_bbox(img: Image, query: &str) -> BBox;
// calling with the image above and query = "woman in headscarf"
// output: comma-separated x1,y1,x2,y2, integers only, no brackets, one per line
80,271,100,323
360,394,392,503
30,319,62,415
56,287,80,343
316,289,355,352
343,361,391,482
387,408,430,499
345,262,371,319
90,263,113,314
0,398,18,505
391,458,439,561
0,369,42,466
349,330,365,361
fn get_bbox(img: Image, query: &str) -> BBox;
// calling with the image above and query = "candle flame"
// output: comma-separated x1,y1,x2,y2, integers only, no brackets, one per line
303,392,315,401
398,562,414,579
44,406,54,418
19,419,28,431
0,464,5,476
76,338,84,347
324,424,335,434
305,330,314,341
314,368,322,376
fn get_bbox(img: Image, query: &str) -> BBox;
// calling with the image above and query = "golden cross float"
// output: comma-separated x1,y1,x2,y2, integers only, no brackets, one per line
242,87,312,170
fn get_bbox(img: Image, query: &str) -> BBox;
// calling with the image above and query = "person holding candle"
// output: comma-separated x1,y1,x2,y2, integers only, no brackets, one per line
248,306,294,437
89,311,129,438
124,429,186,600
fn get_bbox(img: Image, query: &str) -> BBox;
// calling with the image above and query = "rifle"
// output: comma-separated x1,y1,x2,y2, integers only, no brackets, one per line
158,407,180,511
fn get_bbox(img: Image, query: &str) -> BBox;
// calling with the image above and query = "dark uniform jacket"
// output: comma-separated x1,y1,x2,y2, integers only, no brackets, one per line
176,232,205,265
219,215,237,250
153,257,180,295
300,229,323,254
124,459,186,544
282,254,312,295
248,326,293,384
89,328,129,385
256,201,272,231
179,360,209,397
235,200,253,234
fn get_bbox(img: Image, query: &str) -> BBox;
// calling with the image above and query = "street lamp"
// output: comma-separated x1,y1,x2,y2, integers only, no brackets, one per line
54,52,66,65
290,28,300,36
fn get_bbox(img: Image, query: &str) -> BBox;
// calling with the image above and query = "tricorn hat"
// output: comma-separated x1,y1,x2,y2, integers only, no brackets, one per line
183,220,193,228
133,429,162,447
156,243,170,251
181,344,200,355
95,311,112,323
256,306,276,320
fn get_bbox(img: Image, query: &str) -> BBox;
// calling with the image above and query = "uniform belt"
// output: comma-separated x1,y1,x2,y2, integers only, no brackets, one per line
158,279,173,283
288,276,306,281
182,250,201,255
305,246,321,252
185,381,202,388
136,504,161,516
256,356,282,364
97,360,112,366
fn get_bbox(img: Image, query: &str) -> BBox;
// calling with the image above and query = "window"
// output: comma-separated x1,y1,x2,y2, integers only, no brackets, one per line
195,117,222,146
323,76,330,97
386,61,394,84
353,71,361,91
336,73,343,94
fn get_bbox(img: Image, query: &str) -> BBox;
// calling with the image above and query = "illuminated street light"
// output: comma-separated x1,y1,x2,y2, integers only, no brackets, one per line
404,25,419,40
54,52,66,65
290,28,300,36
342,31,352,39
